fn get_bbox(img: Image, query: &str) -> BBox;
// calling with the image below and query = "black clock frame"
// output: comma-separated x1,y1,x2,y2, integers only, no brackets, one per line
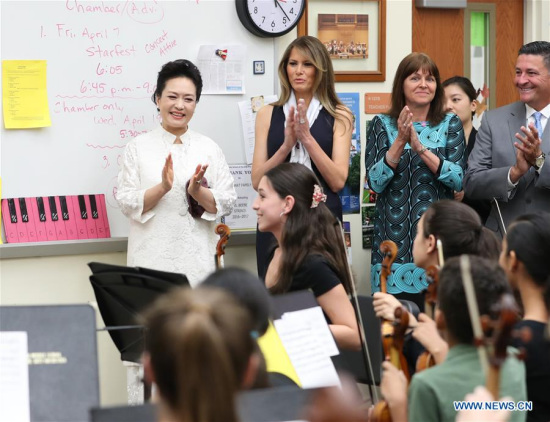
236,0,305,38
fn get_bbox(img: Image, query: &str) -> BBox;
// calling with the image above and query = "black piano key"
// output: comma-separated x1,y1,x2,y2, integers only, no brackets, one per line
48,196,58,221
78,195,87,219
89,195,99,219
8,198,17,223
18,198,29,222
60,196,70,220
37,197,47,222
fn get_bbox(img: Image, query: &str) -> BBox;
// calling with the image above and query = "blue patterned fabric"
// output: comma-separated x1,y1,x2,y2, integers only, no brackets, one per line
365,113,466,294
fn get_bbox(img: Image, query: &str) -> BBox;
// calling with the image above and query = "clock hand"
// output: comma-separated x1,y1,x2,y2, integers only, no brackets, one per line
275,0,291,21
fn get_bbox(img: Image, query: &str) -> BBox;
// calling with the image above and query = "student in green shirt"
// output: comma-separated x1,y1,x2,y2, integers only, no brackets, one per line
382,256,527,422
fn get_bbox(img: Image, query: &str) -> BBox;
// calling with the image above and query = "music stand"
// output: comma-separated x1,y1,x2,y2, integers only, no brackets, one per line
88,262,190,363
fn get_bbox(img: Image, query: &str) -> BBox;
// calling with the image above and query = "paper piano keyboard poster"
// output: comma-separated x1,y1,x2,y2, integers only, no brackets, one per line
1,195,111,243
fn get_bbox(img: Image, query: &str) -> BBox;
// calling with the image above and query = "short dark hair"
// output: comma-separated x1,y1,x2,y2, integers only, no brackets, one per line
442,76,478,119
202,267,272,336
151,59,203,105
438,256,511,344
442,76,477,102
518,41,550,72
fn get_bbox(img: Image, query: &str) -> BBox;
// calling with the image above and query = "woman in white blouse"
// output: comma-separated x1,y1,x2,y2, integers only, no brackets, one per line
117,59,236,286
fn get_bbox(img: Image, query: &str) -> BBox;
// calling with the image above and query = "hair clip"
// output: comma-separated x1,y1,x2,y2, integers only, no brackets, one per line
311,184,327,208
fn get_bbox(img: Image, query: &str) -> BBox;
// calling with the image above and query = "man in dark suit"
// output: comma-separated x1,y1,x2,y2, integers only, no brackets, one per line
464,41,550,236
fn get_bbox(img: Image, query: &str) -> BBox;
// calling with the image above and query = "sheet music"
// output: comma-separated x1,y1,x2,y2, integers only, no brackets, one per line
0,332,30,422
281,306,340,357
274,317,340,389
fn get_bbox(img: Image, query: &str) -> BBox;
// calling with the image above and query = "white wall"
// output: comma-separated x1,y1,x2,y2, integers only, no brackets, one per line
0,0,414,407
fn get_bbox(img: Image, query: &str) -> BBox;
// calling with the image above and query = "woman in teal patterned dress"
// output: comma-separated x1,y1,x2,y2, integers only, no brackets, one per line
365,53,466,309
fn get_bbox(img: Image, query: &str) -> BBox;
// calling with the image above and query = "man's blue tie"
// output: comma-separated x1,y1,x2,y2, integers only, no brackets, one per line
533,111,543,136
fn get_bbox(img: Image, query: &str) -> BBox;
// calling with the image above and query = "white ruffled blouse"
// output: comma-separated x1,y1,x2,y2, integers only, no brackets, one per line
117,126,236,286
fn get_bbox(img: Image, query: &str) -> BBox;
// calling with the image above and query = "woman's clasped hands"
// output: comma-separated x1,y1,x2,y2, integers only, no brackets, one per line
283,98,313,152
396,106,424,155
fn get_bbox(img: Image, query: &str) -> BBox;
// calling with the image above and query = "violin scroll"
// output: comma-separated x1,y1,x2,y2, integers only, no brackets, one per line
380,240,398,294
215,223,231,269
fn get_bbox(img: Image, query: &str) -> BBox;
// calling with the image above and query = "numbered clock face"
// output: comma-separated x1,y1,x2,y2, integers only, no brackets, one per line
236,0,306,38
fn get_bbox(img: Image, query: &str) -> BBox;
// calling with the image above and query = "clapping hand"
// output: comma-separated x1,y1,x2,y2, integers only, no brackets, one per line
294,98,312,142
397,106,413,145
187,163,208,196
283,105,298,150
161,153,174,193
515,122,543,167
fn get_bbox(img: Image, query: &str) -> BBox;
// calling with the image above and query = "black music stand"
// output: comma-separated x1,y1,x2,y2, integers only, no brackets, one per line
88,262,190,363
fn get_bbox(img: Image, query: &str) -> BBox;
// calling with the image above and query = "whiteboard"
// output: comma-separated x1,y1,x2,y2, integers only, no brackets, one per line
1,0,276,237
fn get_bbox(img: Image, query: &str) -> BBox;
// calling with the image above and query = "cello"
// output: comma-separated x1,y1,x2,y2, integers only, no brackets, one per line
214,223,231,269
371,240,410,422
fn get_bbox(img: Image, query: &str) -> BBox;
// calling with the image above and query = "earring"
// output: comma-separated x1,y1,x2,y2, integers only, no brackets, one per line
280,211,285,218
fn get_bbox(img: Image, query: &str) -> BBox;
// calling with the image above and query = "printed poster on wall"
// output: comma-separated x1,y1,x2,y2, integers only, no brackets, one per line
337,92,361,214
225,164,256,231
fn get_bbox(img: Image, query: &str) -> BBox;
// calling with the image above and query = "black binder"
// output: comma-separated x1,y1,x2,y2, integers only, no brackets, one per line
0,304,99,422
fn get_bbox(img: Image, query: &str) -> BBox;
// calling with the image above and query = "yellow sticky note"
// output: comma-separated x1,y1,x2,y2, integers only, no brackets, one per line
3,60,51,129
258,321,301,387
0,177,2,244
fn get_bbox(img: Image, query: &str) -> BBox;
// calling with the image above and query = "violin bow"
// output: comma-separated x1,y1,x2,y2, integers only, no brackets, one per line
459,255,490,376
337,220,379,403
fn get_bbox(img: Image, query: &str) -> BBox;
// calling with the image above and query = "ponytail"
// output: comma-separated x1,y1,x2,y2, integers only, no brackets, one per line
142,287,254,422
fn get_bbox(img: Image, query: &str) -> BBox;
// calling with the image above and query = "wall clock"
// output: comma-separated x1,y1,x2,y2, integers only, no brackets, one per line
236,0,306,38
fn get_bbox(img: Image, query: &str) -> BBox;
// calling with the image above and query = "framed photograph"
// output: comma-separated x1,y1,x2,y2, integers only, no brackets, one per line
297,0,386,82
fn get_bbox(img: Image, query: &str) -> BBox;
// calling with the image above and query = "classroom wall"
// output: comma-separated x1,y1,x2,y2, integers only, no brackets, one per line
1,0,414,407
5,0,541,407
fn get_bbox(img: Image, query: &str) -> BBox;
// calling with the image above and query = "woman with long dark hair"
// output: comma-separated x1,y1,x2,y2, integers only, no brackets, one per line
253,162,360,351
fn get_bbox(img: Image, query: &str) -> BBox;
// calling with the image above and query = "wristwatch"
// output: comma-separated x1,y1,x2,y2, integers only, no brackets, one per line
534,152,546,171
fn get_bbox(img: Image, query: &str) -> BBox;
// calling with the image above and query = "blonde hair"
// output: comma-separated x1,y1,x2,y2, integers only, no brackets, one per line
275,36,352,130
142,287,254,422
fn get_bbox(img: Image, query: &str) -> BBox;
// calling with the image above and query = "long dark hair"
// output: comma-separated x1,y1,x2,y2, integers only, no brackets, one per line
142,287,254,422
422,200,500,260
387,52,446,126
264,163,353,295
506,212,550,311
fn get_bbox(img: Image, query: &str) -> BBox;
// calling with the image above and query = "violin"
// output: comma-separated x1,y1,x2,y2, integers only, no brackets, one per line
371,305,411,422
416,239,444,372
378,240,410,379
480,293,521,399
460,255,524,400
371,240,410,422
214,223,231,269
415,265,439,372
